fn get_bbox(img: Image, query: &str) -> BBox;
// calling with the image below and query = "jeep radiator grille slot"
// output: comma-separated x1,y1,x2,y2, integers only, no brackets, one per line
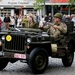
5,35,25,52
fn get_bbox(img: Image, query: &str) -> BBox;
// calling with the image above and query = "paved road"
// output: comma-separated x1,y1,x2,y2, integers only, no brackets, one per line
0,54,75,75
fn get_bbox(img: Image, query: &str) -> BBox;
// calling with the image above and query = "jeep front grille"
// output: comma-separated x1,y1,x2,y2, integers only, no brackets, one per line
4,34,25,52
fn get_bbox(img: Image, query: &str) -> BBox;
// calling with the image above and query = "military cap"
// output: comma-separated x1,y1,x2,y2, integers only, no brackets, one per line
54,13,62,19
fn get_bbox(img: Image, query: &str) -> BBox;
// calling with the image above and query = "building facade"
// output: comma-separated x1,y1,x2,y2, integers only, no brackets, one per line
0,0,74,20
0,0,37,20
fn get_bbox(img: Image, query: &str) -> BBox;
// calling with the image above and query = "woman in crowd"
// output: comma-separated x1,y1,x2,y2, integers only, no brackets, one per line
9,16,15,28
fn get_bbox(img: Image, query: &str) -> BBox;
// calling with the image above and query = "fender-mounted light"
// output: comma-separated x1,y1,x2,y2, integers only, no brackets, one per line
27,38,31,43
2,36,5,40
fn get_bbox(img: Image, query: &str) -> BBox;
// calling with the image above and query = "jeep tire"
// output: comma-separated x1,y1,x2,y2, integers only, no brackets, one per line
62,44,74,67
28,48,48,74
0,58,8,70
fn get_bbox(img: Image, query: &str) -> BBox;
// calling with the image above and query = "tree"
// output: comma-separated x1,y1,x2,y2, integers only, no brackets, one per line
33,0,44,10
67,0,75,6
68,0,75,12
69,0,75,4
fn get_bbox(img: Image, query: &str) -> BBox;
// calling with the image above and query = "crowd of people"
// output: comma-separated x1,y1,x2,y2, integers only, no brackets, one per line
1,13,75,30
2,13,53,30
3,13,41,30
0,12,75,39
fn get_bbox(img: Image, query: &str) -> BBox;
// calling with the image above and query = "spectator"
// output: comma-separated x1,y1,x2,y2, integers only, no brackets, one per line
48,13,52,22
0,18,2,31
62,14,66,23
44,14,49,22
9,16,15,28
23,15,28,27
39,15,45,27
3,13,11,30
35,13,40,26
14,14,19,26
65,15,71,22
71,15,75,27
17,16,22,27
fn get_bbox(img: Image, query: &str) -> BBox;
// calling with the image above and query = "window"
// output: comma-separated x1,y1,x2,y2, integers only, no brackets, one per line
54,5,61,14
0,9,11,17
70,5,75,14
46,5,51,15
61,5,68,14
27,9,37,14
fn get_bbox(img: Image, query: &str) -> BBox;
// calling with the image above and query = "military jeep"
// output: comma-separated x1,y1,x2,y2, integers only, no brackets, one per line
0,21,75,74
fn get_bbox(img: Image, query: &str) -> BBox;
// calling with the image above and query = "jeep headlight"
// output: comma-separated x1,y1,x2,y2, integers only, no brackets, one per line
27,38,31,43
1,36,5,40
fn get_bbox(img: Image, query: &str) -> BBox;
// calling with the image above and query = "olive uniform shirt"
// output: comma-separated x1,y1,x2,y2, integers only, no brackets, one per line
24,22,38,29
43,22,67,39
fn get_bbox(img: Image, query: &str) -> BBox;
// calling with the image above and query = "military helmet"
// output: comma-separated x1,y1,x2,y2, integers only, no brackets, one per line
54,13,62,19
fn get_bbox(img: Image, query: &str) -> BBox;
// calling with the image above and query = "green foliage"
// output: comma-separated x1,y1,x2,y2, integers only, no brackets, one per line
33,0,44,10
68,0,75,12
71,0,75,4
69,0,75,5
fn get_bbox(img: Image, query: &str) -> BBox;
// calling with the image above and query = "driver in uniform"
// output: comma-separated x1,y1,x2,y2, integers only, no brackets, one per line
40,13,67,40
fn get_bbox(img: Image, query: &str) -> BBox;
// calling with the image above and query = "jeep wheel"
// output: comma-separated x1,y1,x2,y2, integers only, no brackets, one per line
29,48,48,74
62,44,74,67
0,58,8,70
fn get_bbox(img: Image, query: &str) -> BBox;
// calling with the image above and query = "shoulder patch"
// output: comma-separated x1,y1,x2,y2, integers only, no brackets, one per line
63,23,67,28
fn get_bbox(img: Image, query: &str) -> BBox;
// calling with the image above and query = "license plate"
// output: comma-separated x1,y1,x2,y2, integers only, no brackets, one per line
14,53,26,59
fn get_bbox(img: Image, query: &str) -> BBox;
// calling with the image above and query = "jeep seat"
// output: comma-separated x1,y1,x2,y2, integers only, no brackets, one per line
65,21,74,35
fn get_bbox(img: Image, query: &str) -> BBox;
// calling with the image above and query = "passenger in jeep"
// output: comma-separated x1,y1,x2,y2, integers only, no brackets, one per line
40,13,67,40
24,14,38,29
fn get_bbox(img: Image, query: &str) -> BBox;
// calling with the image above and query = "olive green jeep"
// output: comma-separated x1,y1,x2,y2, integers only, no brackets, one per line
0,21,75,74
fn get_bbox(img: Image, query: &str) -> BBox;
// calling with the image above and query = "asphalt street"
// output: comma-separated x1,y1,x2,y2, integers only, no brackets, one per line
0,56,75,75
